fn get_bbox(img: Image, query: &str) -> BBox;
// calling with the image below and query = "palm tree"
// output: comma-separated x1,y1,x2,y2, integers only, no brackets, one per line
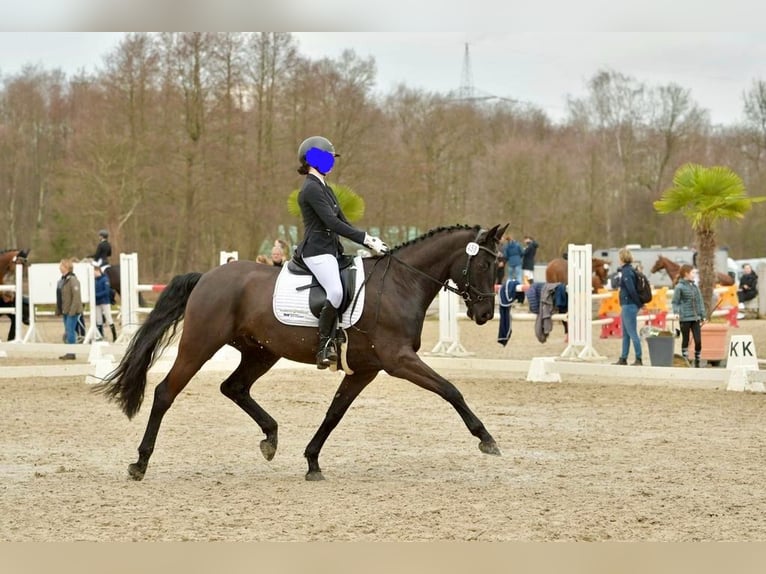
654,163,765,318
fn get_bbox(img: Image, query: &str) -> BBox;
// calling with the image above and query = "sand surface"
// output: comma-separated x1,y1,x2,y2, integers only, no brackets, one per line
2,314,766,541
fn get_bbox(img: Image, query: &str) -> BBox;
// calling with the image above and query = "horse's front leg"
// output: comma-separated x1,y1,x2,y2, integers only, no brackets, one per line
304,369,378,481
385,350,501,456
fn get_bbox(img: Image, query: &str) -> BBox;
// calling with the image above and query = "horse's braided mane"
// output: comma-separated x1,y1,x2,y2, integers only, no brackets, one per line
391,224,481,253
0,248,19,254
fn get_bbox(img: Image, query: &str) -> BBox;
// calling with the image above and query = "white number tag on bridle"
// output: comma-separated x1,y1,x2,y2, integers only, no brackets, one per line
465,242,480,256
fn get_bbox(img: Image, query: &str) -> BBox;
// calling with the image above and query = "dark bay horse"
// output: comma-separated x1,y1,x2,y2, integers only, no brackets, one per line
545,257,610,293
650,255,734,286
96,224,507,481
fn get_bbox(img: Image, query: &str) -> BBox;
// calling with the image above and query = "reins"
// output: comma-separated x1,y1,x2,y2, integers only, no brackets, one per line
347,231,498,333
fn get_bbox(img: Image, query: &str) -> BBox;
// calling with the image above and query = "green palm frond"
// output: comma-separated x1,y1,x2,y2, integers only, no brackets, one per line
654,163,765,230
287,183,365,222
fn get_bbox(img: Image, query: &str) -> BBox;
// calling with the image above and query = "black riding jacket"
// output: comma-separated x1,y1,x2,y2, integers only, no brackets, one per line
92,240,112,266
296,174,365,259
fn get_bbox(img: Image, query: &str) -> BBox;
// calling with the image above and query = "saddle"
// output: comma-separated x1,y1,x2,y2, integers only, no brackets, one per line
273,255,366,328
286,255,358,318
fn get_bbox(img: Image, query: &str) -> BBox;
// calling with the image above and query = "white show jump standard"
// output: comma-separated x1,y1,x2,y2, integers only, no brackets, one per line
117,252,166,343
429,280,472,356
560,243,603,360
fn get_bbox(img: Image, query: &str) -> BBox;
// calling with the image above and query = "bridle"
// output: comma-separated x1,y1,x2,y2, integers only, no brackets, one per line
388,232,498,307
348,231,498,334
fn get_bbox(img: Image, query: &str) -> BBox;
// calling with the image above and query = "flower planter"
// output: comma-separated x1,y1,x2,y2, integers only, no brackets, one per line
700,322,729,365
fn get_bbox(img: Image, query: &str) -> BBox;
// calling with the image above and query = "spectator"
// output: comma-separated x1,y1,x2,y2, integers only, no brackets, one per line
671,264,706,368
738,264,758,306
275,238,291,259
56,258,83,360
502,234,523,283
271,244,286,268
521,235,538,284
93,263,117,341
613,248,643,366
226,256,237,263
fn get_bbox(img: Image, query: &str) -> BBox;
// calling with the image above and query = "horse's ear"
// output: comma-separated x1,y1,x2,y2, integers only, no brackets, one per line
477,225,498,244
491,224,508,242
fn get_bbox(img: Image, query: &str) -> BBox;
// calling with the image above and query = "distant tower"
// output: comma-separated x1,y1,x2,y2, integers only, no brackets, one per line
458,42,474,100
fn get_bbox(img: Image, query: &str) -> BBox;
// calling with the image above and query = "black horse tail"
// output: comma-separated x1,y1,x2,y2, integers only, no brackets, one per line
93,272,203,419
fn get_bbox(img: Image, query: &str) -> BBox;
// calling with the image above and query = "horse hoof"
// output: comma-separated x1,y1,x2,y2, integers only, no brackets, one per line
259,439,276,461
127,463,145,481
305,470,325,482
479,441,502,456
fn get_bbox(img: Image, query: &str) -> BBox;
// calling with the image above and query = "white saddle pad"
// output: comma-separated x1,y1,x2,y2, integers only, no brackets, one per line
273,256,366,328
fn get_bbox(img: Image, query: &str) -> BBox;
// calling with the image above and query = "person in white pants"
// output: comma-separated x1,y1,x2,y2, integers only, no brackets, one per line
294,135,388,369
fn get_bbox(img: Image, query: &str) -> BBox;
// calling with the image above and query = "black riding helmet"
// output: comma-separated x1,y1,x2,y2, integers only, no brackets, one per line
297,136,340,165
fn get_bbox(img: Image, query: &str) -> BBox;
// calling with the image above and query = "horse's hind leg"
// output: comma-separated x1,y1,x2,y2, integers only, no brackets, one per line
219,348,280,462
304,369,378,481
129,355,212,480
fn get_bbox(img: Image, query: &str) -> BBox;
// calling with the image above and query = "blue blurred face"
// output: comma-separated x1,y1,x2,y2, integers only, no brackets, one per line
306,147,335,174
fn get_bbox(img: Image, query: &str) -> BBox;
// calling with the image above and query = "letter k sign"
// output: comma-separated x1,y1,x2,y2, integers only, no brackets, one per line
727,335,759,370
729,339,754,357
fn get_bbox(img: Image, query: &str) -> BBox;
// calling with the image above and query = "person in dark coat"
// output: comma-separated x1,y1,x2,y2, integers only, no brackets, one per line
503,234,523,282
91,229,112,268
294,135,389,369
613,248,643,366
672,264,706,367
93,264,117,341
738,264,758,304
521,235,538,284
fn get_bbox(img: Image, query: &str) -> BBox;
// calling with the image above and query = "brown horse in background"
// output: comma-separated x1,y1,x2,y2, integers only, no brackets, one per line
545,257,610,293
0,249,30,340
0,249,28,279
650,255,734,286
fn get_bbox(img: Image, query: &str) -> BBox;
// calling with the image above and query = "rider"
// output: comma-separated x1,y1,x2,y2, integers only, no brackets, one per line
91,229,112,268
294,135,389,369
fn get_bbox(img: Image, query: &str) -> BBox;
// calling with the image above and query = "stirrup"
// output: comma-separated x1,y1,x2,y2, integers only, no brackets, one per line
316,339,337,369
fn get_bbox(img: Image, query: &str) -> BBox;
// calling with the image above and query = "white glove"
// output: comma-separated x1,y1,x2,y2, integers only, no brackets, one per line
364,233,389,255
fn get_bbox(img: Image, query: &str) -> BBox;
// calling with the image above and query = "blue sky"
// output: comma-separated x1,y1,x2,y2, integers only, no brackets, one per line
2,31,765,126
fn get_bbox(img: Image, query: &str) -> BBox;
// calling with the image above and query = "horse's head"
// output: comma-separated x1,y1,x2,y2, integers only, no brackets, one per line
592,257,609,286
650,256,663,275
15,249,29,265
461,224,508,325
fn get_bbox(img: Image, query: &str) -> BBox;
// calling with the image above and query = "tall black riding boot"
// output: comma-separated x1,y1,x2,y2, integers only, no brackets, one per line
110,323,117,342
316,302,338,369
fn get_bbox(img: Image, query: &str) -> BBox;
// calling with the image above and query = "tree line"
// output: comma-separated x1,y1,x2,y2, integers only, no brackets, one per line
1,32,765,282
